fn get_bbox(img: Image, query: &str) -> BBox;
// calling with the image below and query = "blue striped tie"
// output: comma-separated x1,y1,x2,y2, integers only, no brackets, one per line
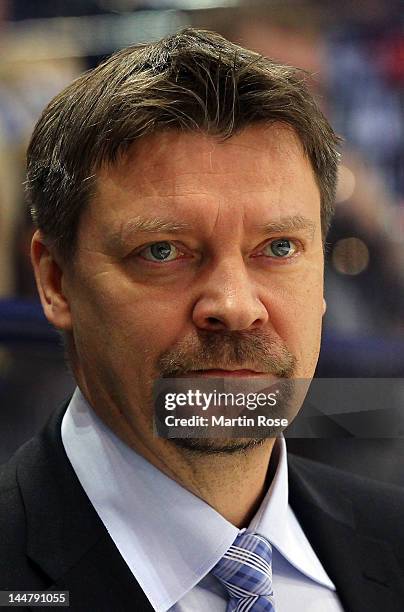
212,531,275,612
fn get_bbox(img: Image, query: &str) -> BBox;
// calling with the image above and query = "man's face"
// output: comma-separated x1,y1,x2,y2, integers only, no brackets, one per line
58,124,325,449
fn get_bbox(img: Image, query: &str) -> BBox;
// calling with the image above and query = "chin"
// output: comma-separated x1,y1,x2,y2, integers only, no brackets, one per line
169,437,269,455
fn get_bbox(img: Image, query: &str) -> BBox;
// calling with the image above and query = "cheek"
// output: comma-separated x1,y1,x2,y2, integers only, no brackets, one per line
294,290,324,375
264,274,324,374
72,279,187,366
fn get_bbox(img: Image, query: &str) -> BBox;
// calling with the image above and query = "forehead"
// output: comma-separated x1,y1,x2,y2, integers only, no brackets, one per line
86,124,320,242
102,123,311,190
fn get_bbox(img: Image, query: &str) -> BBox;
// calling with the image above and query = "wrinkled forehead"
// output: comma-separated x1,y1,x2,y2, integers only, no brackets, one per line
101,123,308,186
93,124,317,207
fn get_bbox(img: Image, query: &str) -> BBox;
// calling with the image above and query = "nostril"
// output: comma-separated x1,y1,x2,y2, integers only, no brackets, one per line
206,317,223,326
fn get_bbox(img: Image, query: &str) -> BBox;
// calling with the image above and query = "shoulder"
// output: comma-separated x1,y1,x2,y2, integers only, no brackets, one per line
0,443,28,529
288,451,404,536
0,440,49,589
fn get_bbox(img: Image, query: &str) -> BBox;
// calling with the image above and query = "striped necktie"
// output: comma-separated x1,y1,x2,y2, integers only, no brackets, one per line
212,531,275,611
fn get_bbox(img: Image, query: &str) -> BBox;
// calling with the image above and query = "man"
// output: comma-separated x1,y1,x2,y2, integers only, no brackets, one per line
1,28,403,612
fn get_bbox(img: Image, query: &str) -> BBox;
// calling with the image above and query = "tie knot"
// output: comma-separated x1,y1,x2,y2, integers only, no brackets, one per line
212,531,275,611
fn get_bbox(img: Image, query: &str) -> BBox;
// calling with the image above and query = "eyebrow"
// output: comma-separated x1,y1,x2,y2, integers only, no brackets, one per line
254,215,316,238
107,216,193,250
108,213,316,250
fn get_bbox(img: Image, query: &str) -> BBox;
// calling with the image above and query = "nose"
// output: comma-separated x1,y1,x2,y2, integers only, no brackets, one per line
192,256,269,332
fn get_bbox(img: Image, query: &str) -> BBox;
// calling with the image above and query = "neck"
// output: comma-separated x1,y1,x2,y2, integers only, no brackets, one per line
183,441,277,527
135,436,277,528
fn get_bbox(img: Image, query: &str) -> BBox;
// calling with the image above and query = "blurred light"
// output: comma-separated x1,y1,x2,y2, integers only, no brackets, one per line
332,237,370,275
4,11,190,60
335,164,356,203
99,0,238,8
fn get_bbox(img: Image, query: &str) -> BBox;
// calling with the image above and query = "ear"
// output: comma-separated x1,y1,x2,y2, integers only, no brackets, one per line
30,230,73,331
322,297,327,316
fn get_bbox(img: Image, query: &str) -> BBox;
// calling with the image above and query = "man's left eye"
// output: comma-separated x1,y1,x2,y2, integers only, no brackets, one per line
263,238,297,258
138,241,180,262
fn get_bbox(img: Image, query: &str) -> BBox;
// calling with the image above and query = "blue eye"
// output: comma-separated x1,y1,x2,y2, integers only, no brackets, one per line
139,241,179,262
264,239,296,258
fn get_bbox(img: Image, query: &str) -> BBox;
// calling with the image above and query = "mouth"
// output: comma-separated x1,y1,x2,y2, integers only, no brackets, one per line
182,369,269,378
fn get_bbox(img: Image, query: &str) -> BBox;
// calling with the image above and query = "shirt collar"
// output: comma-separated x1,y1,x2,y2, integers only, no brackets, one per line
62,387,334,611
249,431,336,589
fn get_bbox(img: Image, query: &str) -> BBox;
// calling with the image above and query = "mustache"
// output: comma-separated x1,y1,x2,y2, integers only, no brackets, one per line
157,329,297,378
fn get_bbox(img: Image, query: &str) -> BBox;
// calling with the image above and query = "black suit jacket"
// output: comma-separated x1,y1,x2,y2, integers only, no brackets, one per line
1,400,404,612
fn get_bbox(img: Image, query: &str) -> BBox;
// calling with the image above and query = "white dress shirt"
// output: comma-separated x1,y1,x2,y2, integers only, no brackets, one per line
61,387,345,611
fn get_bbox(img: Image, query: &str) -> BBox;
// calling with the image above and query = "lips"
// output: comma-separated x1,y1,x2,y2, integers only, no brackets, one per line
187,369,268,377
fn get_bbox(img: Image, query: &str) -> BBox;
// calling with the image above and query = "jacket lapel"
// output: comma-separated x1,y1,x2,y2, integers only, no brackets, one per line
16,401,154,611
288,453,404,612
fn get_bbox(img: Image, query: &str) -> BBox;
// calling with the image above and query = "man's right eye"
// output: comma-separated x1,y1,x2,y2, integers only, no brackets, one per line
137,241,182,262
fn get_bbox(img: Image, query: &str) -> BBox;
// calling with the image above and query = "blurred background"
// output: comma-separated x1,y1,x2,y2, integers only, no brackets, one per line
0,0,403,481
